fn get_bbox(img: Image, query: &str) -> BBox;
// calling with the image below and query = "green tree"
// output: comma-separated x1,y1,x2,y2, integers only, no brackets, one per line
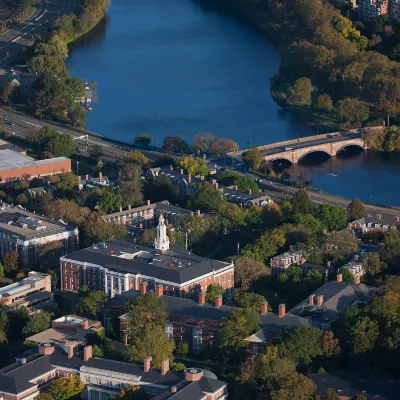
291,189,314,215
3,251,19,273
314,94,334,112
15,193,28,205
45,133,77,157
144,174,180,205
22,312,51,337
363,252,386,276
189,183,223,213
47,376,84,400
125,151,149,166
92,344,104,357
205,284,225,303
220,308,260,351
242,229,286,262
233,290,267,311
337,267,355,282
287,77,313,106
162,136,188,153
352,394,367,400
113,385,147,400
321,388,340,400
175,341,189,358
77,290,109,318
89,144,103,159
315,202,348,231
218,171,259,194
279,326,323,367
134,134,152,147
233,256,271,290
242,148,263,170
350,316,379,355
335,98,369,123
321,330,341,357
98,186,123,213
0,309,9,334
8,307,30,342
347,198,366,220
49,270,59,290
53,172,78,195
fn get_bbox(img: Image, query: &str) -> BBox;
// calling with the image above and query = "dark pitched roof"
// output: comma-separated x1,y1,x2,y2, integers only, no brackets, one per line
82,357,144,376
142,368,183,386
63,239,230,284
198,377,226,393
168,381,207,400
310,370,400,400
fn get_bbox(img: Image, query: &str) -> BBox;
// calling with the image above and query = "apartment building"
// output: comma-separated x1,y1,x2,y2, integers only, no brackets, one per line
270,250,306,275
358,0,388,20
0,271,52,313
61,215,234,298
0,343,228,400
0,205,79,268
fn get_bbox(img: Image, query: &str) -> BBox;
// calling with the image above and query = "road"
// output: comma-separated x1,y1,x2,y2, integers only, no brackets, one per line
0,106,167,160
0,0,82,65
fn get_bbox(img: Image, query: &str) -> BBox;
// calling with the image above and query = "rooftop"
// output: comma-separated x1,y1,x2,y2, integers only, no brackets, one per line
62,239,230,284
0,271,48,298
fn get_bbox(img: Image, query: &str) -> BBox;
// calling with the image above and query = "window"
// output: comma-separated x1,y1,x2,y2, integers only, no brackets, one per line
85,377,90,383
222,276,225,283
228,273,231,281
193,327,202,354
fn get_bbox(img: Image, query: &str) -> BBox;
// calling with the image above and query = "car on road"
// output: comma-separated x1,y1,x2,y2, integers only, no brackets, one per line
284,147,293,150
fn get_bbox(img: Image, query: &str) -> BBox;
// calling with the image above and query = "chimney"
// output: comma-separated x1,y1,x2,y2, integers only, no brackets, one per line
169,165,173,171
78,176,81,182
248,189,252,195
198,292,206,305
67,344,74,359
200,176,204,181
147,200,151,206
395,216,400,222
212,179,216,185
376,213,381,220
215,182,218,189
316,295,323,306
119,207,123,213
261,301,268,315
188,174,192,183
171,386,177,393
128,204,131,210
354,276,361,285
144,356,152,373
354,255,359,261
140,281,148,295
99,171,102,182
20,358,27,364
161,359,169,376
156,284,163,297
215,295,222,308
196,210,201,217
234,185,238,191
337,273,343,283
309,294,315,305
278,304,286,317
180,169,184,175
84,345,92,362
327,261,331,268
85,174,89,180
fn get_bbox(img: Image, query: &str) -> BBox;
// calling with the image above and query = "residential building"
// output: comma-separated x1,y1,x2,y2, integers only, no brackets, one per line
298,262,332,280
358,0,388,20
77,172,110,190
0,149,71,183
219,186,273,208
60,215,234,298
0,205,79,267
0,343,228,400
347,213,400,236
310,370,400,400
26,315,102,345
391,0,400,19
341,260,365,279
270,250,306,275
101,200,197,232
115,289,310,355
0,271,52,313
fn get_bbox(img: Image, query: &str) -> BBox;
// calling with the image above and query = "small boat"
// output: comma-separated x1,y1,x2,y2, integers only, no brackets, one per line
327,173,338,177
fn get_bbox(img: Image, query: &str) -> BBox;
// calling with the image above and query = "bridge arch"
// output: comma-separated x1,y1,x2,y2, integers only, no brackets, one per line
297,149,331,162
335,143,365,155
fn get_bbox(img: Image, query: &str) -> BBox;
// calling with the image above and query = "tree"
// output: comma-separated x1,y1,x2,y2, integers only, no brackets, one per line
134,134,152,147
335,98,369,123
0,82,16,104
321,331,341,357
175,156,209,176
113,385,147,400
218,171,259,193
53,172,78,195
162,136,188,153
144,174,180,205
124,293,167,340
15,193,28,205
98,186,123,213
125,150,149,166
349,316,379,355
0,309,8,333
49,270,59,290
220,308,260,351
209,137,238,156
279,326,323,367
192,133,216,154
315,202,348,231
337,267,355,282
189,183,223,213
205,284,225,303
321,388,340,400
363,252,386,276
291,189,314,215
45,133,77,157
8,307,30,342
242,229,286,262
242,148,263,170
124,324,175,368
47,376,84,400
175,341,189,358
92,344,104,357
352,394,367,400
233,290,267,311
234,257,270,290
22,312,51,337
77,290,109,318
3,251,19,273
287,77,313,106
89,144,103,159
347,198,366,220
314,94,334,112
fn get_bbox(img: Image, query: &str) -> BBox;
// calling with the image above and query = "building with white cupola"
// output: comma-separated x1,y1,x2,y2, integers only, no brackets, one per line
60,215,234,298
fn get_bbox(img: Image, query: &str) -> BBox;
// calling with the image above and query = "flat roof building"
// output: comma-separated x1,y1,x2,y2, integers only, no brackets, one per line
0,150,71,183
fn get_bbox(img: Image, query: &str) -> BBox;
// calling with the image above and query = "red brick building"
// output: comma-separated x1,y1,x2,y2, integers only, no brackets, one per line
60,216,234,298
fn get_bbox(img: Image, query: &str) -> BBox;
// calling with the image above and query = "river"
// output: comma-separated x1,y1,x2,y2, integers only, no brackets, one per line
66,0,400,207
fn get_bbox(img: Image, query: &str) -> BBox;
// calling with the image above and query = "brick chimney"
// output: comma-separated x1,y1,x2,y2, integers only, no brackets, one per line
395,216,400,222
376,213,381,220
278,304,286,318
119,207,123,212
147,200,151,206
180,169,184,175
144,356,152,373
85,174,89,180
78,176,81,182
261,301,268,315
212,179,216,185
156,284,163,297
316,295,323,306
198,292,205,305
354,276,361,285
161,359,169,375
128,204,131,210
140,281,148,295
327,261,331,268
248,189,252,195
169,165,173,171
200,176,204,181
215,182,219,189
309,294,315,305
20,358,27,364
196,210,201,216
99,171,102,182
171,386,177,393
234,185,238,191
215,295,222,308
337,273,343,283
67,344,74,359
84,345,92,362
188,174,192,183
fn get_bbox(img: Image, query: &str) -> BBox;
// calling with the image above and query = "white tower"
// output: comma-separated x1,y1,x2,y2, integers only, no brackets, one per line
154,214,169,251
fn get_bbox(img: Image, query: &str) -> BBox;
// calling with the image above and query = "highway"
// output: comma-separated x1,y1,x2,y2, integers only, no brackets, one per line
0,0,82,65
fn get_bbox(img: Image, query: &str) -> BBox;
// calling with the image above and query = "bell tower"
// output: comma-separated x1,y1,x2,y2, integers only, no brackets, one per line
154,214,169,251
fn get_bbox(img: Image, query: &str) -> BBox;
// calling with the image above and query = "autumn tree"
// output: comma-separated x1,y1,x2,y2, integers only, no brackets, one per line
46,376,84,400
335,98,369,123
242,148,263,170
287,77,313,106
113,385,147,400
205,284,225,303
3,251,19,273
89,144,103,159
314,94,334,112
209,137,238,156
321,388,340,400
347,198,366,220
175,156,209,176
233,256,270,290
233,291,267,311
162,136,188,153
125,150,149,166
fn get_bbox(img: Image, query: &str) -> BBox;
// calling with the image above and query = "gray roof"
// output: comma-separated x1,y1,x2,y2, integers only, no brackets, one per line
63,239,230,285
83,357,143,376
310,370,400,400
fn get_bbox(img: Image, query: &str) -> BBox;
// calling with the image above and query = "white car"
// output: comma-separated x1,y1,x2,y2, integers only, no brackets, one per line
284,147,292,151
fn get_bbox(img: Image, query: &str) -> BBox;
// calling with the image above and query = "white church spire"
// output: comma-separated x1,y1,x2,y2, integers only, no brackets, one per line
154,214,169,251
